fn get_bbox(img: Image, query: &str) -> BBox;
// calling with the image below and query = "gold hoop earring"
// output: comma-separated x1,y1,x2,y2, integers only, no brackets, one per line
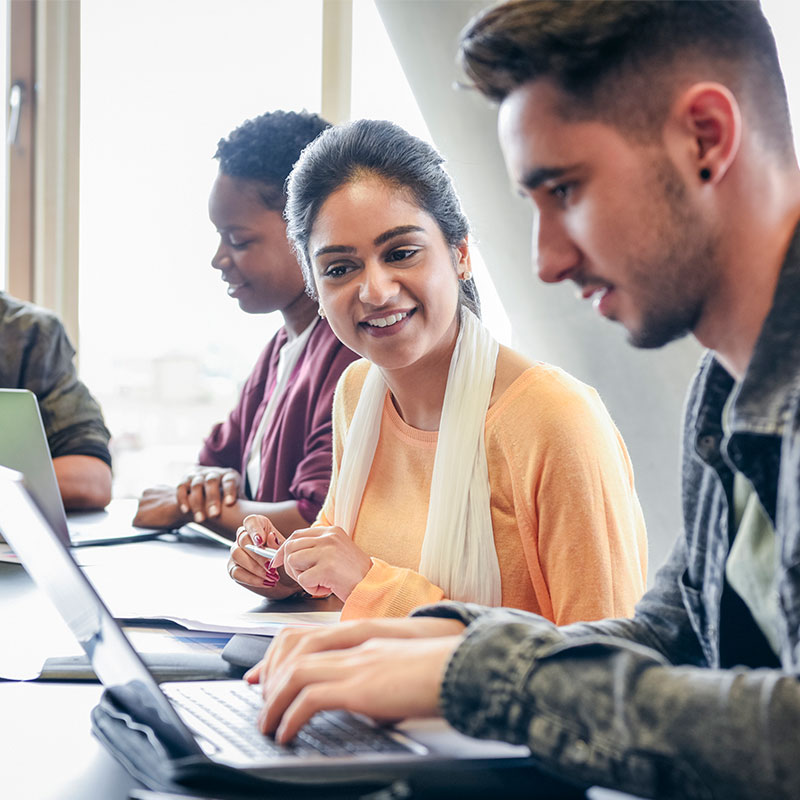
318,307,326,318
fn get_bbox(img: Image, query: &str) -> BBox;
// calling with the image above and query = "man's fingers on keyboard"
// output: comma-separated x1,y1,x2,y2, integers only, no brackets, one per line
244,661,263,684
261,652,346,735
260,625,359,701
259,627,310,697
275,682,352,744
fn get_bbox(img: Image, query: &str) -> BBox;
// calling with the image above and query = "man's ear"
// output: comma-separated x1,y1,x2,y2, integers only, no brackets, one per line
670,82,742,185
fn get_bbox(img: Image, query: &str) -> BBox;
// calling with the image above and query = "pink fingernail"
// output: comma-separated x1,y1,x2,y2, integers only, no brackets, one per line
252,533,263,546
263,578,278,587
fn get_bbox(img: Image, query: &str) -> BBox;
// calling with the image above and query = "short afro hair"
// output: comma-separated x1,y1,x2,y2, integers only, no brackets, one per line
214,110,331,210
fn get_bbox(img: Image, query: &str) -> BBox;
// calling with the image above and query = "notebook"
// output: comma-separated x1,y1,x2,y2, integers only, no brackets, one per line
0,388,161,547
0,466,582,795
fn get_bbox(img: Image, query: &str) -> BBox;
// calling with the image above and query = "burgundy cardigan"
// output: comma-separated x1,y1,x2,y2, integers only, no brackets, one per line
198,320,358,523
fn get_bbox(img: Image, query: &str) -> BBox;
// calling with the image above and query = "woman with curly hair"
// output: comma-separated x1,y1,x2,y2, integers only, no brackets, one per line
135,111,358,539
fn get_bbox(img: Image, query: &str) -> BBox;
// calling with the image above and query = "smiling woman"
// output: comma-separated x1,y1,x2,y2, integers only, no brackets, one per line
208,175,307,316
227,118,649,625
310,179,468,382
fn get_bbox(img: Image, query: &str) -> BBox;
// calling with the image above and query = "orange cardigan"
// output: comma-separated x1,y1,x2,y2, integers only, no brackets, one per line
318,360,647,624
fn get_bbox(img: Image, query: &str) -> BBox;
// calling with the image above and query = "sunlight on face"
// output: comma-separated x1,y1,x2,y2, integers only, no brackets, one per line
309,178,465,375
498,80,719,349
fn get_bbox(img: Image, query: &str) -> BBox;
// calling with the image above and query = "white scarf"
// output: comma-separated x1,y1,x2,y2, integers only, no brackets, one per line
334,307,502,606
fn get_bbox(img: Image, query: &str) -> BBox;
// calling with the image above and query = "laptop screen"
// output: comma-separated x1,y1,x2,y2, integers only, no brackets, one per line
0,466,201,758
0,389,71,545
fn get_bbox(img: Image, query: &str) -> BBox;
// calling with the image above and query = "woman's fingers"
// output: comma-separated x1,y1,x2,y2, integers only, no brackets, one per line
229,524,277,586
265,529,284,549
220,470,240,506
239,518,293,586
228,545,267,587
242,514,278,548
290,563,332,597
272,526,332,573
273,527,371,601
176,476,191,515
202,472,223,517
187,473,210,521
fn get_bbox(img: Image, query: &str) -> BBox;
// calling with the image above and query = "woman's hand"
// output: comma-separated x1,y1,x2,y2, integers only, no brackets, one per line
248,620,465,743
227,515,301,600
177,466,241,523
271,526,373,601
133,484,189,529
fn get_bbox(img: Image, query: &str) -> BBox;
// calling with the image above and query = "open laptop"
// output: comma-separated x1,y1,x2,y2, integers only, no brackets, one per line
0,388,161,547
0,466,581,795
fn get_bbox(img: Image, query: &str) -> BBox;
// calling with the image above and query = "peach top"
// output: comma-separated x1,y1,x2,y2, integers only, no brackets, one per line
318,360,647,624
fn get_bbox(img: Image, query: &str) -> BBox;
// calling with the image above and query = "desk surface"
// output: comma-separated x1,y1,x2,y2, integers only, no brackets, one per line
0,681,134,799
0,537,641,800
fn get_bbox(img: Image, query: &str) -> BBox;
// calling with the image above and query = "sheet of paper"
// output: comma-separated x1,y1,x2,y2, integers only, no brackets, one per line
125,626,233,655
124,611,341,636
78,537,341,635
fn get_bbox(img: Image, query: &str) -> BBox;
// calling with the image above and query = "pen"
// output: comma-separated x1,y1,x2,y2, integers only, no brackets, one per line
244,543,278,560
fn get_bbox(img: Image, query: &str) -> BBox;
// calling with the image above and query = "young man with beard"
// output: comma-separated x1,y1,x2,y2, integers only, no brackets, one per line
244,3,800,797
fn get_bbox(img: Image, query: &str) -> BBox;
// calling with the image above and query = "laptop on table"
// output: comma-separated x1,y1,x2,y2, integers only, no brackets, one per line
0,466,584,797
0,388,162,547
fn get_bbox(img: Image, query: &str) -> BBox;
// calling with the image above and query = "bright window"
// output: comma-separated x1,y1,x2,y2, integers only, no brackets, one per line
79,0,323,496
763,0,800,158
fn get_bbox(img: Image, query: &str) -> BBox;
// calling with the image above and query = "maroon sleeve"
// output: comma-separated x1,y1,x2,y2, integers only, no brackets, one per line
288,336,359,521
197,333,283,474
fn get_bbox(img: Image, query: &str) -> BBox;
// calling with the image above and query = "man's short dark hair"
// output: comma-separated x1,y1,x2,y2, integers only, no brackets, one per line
459,0,793,157
214,110,331,210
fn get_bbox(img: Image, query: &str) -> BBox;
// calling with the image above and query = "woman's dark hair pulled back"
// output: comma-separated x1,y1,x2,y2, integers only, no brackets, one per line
285,118,480,316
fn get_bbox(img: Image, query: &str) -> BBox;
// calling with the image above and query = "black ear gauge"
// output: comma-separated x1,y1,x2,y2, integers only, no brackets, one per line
699,167,712,181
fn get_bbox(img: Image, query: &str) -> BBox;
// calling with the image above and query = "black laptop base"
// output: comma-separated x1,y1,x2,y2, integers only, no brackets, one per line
91,690,587,799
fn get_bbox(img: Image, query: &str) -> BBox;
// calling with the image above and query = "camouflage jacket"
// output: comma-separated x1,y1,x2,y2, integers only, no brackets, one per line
1,292,111,465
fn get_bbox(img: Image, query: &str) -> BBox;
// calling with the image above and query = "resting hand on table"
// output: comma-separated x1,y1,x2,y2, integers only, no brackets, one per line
243,618,466,743
228,515,300,600
133,484,190,529
270,524,373,602
176,466,241,523
133,467,242,530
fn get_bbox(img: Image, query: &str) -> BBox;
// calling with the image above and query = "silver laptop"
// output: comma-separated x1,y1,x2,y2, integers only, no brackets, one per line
0,388,160,546
0,466,556,791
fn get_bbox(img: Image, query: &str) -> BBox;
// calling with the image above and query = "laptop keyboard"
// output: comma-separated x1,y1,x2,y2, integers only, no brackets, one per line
164,682,414,760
